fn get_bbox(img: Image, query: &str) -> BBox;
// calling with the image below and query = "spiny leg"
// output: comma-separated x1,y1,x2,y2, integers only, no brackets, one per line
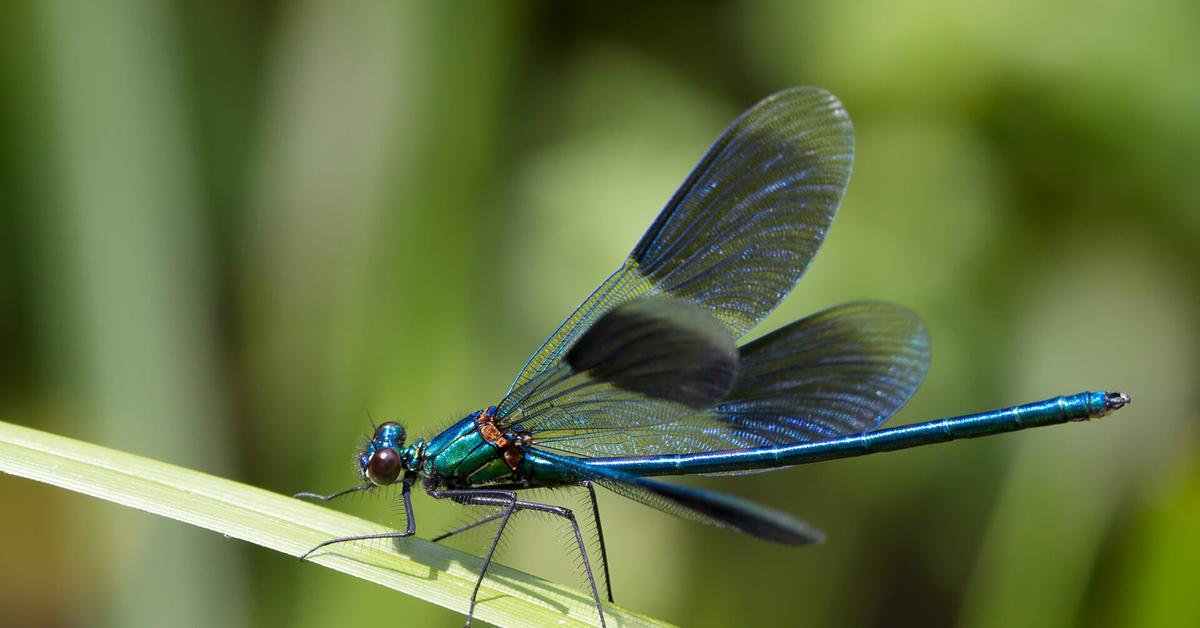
297,478,416,560
430,512,506,543
434,481,611,578
556,497,608,628
429,489,607,628
297,529,412,561
581,481,614,603
429,481,558,544
293,483,372,501
427,489,518,627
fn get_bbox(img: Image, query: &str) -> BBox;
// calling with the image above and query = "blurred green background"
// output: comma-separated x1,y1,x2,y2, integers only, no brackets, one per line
2,1,1197,627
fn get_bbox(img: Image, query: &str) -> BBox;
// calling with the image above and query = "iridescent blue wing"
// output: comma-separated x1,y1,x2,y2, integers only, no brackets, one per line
713,301,931,445
504,301,930,460
529,449,823,545
499,296,739,455
509,87,854,393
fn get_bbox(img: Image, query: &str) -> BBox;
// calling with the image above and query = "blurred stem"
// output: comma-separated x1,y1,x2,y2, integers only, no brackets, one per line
35,1,243,626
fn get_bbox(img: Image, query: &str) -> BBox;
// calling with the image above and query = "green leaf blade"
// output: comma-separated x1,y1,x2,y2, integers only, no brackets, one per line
0,420,671,628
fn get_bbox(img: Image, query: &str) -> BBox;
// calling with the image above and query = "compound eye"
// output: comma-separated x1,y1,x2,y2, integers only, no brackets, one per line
366,448,402,485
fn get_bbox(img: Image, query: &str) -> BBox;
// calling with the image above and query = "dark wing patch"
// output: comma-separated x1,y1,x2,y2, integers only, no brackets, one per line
565,296,738,409
500,297,739,449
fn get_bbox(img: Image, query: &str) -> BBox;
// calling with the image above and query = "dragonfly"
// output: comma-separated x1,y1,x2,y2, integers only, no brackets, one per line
296,86,1129,627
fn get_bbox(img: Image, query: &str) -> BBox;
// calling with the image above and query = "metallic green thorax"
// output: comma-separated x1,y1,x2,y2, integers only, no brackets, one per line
420,409,520,487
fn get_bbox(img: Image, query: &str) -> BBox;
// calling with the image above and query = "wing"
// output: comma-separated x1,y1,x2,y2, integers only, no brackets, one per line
499,296,739,456
504,301,930,460
714,301,931,444
509,86,855,393
529,449,823,545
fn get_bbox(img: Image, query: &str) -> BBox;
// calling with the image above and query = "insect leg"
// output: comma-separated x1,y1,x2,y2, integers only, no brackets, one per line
428,489,607,628
297,476,416,560
430,512,507,543
427,489,519,627
293,483,372,501
581,481,614,603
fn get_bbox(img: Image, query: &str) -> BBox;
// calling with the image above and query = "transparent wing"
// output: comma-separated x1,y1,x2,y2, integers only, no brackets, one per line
509,87,855,393
529,449,823,545
504,302,930,461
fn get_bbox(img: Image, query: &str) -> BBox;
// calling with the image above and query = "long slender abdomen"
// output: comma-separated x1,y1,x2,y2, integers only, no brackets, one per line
585,391,1130,477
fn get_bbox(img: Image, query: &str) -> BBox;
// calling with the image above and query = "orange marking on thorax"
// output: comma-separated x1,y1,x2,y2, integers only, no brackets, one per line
476,407,524,470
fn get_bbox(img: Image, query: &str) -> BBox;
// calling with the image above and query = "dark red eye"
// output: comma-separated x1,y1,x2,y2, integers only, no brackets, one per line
366,448,401,485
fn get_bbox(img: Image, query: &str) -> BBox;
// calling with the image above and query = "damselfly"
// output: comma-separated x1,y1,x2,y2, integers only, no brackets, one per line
296,87,1129,627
